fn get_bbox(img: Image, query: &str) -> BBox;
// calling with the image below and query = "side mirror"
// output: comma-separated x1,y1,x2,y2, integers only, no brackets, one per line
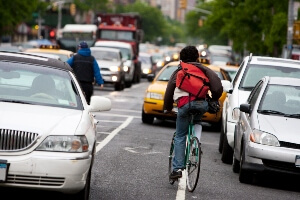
240,103,251,114
221,80,232,93
147,74,155,82
88,96,111,112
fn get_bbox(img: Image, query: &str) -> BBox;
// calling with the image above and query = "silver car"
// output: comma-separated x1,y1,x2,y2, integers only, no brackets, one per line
233,76,300,183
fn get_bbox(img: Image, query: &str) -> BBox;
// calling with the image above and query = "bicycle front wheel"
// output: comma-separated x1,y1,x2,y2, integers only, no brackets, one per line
186,136,201,192
168,133,176,185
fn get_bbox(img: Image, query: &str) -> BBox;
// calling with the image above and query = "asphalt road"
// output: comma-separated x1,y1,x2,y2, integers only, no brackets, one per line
90,79,300,200
2,79,300,200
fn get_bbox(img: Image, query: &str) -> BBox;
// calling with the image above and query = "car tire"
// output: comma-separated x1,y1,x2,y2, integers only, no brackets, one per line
232,156,240,173
239,144,253,184
114,77,125,91
125,81,132,88
218,123,225,153
142,109,154,124
221,132,233,164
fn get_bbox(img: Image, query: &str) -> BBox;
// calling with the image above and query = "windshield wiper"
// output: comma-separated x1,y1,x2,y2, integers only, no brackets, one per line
257,110,285,115
0,99,32,104
284,114,300,119
157,79,169,81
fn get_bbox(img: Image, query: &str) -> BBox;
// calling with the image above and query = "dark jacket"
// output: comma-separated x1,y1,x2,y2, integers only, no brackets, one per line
66,48,104,85
164,62,223,111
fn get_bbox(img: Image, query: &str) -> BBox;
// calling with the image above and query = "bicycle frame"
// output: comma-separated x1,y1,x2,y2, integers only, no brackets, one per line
184,114,195,168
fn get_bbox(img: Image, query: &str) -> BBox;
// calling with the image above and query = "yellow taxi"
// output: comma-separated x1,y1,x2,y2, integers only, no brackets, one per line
24,45,74,62
142,61,231,130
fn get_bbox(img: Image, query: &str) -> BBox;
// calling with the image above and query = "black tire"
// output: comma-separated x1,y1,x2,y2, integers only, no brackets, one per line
142,109,154,124
232,157,240,173
114,77,125,91
186,137,201,192
221,132,233,164
168,133,176,185
125,81,132,88
218,124,225,153
75,167,91,200
239,145,253,184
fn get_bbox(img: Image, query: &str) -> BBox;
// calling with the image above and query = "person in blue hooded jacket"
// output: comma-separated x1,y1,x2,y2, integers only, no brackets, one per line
67,41,104,104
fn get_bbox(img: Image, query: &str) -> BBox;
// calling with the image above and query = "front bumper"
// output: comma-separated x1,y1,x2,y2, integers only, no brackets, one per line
0,151,92,194
143,99,176,119
244,142,300,175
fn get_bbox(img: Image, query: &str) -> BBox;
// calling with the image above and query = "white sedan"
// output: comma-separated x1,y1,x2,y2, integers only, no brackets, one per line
233,76,300,183
0,52,111,199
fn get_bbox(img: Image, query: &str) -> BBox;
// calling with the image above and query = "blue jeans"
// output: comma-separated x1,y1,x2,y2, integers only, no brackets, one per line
172,99,208,171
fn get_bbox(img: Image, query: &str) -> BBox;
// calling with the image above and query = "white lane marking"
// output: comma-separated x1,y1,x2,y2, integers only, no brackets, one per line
98,120,124,123
176,170,186,200
96,116,133,153
111,109,141,113
96,112,141,119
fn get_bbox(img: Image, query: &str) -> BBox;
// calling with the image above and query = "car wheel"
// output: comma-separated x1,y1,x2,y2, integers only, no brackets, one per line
142,109,154,124
218,123,225,153
125,81,132,88
232,156,240,173
221,132,233,164
239,144,253,184
114,77,125,91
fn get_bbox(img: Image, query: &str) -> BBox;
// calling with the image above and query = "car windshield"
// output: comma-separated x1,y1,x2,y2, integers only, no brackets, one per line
100,30,134,41
258,84,300,116
156,65,177,81
240,64,300,90
91,50,120,61
96,45,131,60
139,56,151,64
0,61,82,109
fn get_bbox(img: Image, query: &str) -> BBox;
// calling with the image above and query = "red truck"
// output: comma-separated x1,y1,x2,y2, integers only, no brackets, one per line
96,13,143,83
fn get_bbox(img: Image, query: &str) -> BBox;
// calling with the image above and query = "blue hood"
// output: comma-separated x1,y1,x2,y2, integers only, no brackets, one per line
78,48,91,57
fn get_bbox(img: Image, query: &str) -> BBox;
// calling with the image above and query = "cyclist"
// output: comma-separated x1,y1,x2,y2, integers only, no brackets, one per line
164,45,223,180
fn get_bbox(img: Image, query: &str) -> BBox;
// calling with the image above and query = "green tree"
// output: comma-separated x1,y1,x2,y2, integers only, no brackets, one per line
74,0,110,13
185,0,291,57
0,0,39,36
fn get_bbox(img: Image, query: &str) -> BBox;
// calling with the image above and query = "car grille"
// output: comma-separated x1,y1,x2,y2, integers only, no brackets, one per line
262,159,300,173
0,129,38,151
280,141,300,150
5,174,64,186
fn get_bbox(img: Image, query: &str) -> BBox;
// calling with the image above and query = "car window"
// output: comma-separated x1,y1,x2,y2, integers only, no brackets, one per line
240,64,300,91
139,56,151,64
156,65,178,81
91,50,120,61
0,61,82,109
259,84,300,115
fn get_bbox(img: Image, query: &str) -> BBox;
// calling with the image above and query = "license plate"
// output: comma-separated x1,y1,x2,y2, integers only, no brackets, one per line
295,155,300,167
0,160,7,182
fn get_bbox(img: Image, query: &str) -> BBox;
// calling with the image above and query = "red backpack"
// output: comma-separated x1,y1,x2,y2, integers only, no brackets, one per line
176,62,210,99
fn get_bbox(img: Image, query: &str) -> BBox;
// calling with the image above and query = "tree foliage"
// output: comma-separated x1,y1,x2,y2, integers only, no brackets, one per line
185,0,291,57
0,0,40,35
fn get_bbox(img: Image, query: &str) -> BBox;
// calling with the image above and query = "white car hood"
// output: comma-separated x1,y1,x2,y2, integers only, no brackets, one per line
0,103,82,136
257,114,300,143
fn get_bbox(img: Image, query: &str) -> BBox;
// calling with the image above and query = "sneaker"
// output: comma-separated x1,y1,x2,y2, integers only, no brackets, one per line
169,169,182,179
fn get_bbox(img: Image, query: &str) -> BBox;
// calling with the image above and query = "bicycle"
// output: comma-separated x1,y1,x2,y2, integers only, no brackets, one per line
168,109,202,192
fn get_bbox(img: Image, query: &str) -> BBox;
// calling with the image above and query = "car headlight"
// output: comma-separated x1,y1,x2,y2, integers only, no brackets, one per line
146,92,163,100
250,129,280,146
165,56,171,62
36,136,89,152
123,65,129,72
143,68,151,74
110,66,120,72
156,61,164,67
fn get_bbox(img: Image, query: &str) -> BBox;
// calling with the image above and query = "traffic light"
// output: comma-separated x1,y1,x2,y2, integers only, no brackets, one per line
70,3,76,16
179,0,187,9
49,29,56,38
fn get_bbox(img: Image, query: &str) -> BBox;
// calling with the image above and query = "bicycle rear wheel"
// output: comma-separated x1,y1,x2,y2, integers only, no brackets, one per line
186,137,201,192
168,133,176,185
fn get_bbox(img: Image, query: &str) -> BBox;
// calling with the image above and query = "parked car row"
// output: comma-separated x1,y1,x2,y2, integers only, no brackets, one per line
219,53,300,184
